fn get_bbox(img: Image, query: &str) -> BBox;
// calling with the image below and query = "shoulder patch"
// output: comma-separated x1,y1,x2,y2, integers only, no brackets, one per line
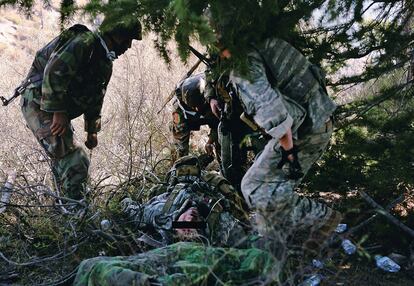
173,112,182,125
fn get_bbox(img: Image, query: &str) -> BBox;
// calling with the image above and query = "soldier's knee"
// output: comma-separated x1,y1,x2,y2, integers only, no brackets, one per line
58,147,89,177
40,135,77,160
242,179,295,212
241,170,261,208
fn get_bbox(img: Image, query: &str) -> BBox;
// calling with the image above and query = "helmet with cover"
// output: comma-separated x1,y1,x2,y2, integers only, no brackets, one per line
171,155,201,178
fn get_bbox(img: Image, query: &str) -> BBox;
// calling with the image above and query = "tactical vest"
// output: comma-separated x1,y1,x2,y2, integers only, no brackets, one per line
161,176,234,238
254,38,336,132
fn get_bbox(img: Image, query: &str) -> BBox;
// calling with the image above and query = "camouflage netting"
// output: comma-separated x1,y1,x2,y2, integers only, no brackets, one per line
73,242,279,286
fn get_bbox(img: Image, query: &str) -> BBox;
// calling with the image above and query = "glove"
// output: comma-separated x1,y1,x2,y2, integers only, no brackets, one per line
277,145,304,180
204,142,215,156
85,132,98,149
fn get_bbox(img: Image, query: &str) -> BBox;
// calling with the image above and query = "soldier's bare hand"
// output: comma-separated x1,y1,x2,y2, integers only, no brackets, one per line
205,142,214,156
85,133,98,149
51,112,69,136
210,98,222,119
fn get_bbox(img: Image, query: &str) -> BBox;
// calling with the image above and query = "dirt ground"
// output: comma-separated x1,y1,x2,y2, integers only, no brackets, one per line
325,261,414,286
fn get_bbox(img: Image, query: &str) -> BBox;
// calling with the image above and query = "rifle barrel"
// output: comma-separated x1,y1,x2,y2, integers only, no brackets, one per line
157,58,203,114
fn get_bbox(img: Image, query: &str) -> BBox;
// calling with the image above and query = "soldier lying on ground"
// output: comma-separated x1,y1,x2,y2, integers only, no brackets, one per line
74,156,285,286
121,155,250,247
73,156,344,286
73,241,278,286
19,15,141,199
171,73,221,161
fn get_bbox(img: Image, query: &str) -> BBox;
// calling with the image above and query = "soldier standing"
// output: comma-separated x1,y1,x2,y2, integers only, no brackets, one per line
19,16,141,199
210,38,342,255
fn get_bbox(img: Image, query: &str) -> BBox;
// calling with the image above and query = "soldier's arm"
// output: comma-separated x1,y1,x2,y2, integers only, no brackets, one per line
84,96,104,134
41,33,95,113
231,53,293,141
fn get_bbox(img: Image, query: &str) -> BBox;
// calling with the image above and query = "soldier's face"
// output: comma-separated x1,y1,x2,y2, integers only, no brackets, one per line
216,41,231,59
112,35,134,56
176,207,201,239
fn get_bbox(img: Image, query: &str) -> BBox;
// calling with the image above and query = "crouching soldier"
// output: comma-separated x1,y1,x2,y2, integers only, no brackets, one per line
19,15,141,199
121,155,250,247
171,73,220,162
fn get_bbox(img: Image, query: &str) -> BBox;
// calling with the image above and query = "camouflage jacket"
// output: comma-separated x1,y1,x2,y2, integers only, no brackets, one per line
230,37,336,140
123,171,248,247
171,99,219,157
24,24,113,133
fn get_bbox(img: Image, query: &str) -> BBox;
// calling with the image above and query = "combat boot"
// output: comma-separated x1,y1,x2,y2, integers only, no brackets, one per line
303,210,342,256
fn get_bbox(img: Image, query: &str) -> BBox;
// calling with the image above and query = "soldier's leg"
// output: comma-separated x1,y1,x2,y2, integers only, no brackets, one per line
21,92,89,199
241,120,340,253
295,118,334,181
54,147,89,200
171,110,190,158
294,118,342,252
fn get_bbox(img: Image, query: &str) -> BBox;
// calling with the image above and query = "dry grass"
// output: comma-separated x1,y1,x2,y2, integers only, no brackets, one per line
2,11,23,25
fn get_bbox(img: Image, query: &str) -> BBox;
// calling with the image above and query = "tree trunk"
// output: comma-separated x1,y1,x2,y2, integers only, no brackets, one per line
404,2,414,83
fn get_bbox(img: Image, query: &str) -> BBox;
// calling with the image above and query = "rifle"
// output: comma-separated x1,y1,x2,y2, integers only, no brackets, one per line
1,86,25,106
188,45,211,67
157,46,211,114
157,58,203,114
1,74,43,106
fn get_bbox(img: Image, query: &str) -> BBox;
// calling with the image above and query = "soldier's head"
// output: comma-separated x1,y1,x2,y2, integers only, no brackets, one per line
178,73,207,112
100,14,142,57
175,207,202,239
170,155,201,179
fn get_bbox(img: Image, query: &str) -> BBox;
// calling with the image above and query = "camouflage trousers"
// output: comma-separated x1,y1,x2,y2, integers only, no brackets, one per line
73,242,280,286
21,88,89,199
241,119,340,250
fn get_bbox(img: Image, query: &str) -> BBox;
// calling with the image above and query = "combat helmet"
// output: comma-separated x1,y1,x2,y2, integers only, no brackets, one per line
178,73,206,109
171,155,201,178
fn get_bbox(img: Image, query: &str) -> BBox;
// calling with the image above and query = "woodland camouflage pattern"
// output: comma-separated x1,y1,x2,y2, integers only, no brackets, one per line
122,169,248,247
20,25,112,199
171,100,219,157
171,74,219,158
230,37,341,252
25,25,112,132
73,242,280,286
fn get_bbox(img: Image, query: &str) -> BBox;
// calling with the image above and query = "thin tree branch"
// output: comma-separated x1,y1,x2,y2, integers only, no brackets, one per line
359,191,414,238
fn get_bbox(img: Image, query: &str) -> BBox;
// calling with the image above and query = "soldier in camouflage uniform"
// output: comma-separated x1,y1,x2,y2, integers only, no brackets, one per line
171,73,220,161
73,241,278,286
205,73,269,189
19,17,141,199
121,155,249,247
209,38,342,254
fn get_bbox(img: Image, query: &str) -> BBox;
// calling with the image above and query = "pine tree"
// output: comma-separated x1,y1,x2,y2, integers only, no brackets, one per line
2,0,413,120
2,1,412,82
